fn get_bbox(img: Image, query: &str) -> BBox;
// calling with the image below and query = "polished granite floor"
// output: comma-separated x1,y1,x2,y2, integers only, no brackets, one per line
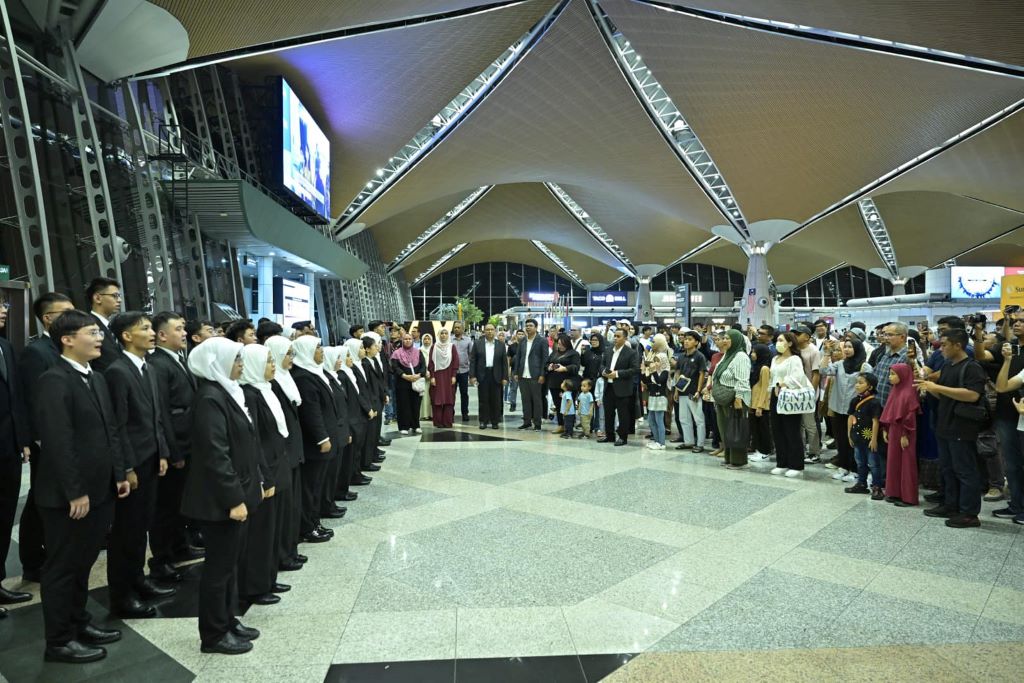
2,399,1022,682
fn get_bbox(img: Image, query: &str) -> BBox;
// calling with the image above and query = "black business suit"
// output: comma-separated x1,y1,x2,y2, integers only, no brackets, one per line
0,336,29,584
104,353,171,605
361,356,387,473
513,335,549,429
89,313,121,374
239,386,280,599
146,348,195,568
17,334,60,577
271,380,304,563
292,366,339,535
601,344,640,441
181,379,262,646
322,372,351,516
469,338,509,427
34,360,123,646
337,370,371,499
356,361,381,472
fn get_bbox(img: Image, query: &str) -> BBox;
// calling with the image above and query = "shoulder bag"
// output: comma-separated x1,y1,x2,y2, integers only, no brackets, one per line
950,359,990,428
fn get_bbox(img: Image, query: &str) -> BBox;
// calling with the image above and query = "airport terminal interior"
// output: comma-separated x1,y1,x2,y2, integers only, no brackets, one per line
1,0,1023,681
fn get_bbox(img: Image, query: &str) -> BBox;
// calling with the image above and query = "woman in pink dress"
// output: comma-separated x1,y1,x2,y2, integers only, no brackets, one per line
881,363,921,506
428,328,459,428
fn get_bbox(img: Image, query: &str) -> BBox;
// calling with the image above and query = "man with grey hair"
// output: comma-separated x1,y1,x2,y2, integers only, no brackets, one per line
874,321,909,408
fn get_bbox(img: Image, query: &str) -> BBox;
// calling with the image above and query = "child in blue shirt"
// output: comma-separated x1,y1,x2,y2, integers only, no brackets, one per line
560,380,577,439
578,379,595,438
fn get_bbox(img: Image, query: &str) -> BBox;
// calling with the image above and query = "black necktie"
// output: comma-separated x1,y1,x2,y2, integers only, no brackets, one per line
0,345,7,382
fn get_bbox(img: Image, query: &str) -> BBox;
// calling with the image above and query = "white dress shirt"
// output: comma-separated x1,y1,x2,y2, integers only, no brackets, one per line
484,339,495,368
62,356,92,383
608,346,623,383
522,336,535,379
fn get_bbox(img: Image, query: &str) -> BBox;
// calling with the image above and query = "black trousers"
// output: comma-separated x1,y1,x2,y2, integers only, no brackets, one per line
337,430,362,499
239,496,275,597
519,377,544,428
271,463,294,566
478,375,503,426
456,371,470,417
149,459,189,567
18,446,46,576
39,500,113,646
280,464,302,562
938,437,982,517
604,388,633,441
299,458,329,534
770,398,805,470
750,410,774,455
107,454,158,603
395,380,421,431
830,413,855,471
198,519,245,645
360,413,383,474
322,453,341,516
0,452,22,581
548,385,565,426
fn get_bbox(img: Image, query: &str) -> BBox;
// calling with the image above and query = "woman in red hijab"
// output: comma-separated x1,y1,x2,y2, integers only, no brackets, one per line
880,363,921,506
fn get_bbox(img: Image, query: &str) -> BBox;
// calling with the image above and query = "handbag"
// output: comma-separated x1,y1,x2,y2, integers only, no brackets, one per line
723,406,750,450
777,386,816,415
711,381,735,406
950,360,991,428
648,395,669,412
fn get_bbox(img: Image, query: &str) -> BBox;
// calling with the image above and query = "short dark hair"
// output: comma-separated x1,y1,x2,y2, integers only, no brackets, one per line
225,319,254,343
110,311,150,347
858,371,878,391
851,321,866,331
151,311,184,334
185,319,212,339
368,320,384,331
683,330,702,343
757,324,775,336
937,315,966,329
257,317,270,325
349,324,364,337
525,318,538,327
50,310,98,351
362,336,375,350
256,321,283,344
85,277,120,304
32,292,72,322
814,319,830,330
641,326,653,334
941,328,970,350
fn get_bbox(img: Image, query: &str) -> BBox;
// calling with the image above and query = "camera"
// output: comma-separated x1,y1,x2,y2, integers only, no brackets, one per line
965,312,987,327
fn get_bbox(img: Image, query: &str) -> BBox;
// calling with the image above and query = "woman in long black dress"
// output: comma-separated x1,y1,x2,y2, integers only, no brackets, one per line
390,332,427,435
545,333,581,434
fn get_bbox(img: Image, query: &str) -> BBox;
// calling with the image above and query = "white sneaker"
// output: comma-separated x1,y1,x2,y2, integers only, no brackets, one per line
749,452,770,462
657,443,667,450
646,442,659,450
831,468,848,480
770,467,786,475
399,429,410,435
784,469,803,478
842,473,857,482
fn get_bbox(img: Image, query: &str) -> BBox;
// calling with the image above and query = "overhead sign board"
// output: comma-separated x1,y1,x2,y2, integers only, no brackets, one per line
588,291,628,305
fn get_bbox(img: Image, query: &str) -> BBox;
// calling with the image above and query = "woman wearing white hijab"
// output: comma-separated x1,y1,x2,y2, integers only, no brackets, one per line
318,347,351,521
288,336,337,544
358,334,387,483
332,345,372,504
428,327,458,428
419,334,434,421
181,337,260,655
264,336,306,570
346,338,380,479
238,344,289,606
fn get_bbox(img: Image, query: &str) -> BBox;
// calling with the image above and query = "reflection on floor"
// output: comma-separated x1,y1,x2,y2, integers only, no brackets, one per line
2,399,1022,682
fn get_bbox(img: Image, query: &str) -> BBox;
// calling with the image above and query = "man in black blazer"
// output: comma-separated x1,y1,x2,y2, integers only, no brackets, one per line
16,292,75,585
512,319,548,431
469,323,509,429
147,312,199,581
0,298,32,610
85,277,122,373
35,310,131,663
598,328,640,446
105,312,174,618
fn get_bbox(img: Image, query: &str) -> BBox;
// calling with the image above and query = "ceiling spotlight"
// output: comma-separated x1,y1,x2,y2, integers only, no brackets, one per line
376,169,384,177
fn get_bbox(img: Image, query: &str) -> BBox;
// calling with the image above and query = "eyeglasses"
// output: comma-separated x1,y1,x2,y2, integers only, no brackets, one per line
82,329,105,339
100,292,123,300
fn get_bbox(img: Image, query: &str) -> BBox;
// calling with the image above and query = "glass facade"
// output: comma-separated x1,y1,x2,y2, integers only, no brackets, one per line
778,266,927,307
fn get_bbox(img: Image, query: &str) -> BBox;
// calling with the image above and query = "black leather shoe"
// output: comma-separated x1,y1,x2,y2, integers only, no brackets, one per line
364,463,381,472
324,507,346,519
21,569,40,583
231,623,260,641
518,424,531,430
200,632,253,655
924,505,955,518
342,492,358,501
492,424,500,429
614,439,627,447
278,559,303,572
111,598,156,619
0,607,6,619
147,562,183,582
352,475,372,486
376,448,387,456
479,425,487,430
172,545,206,562
596,438,613,443
136,578,176,599
271,583,291,594
78,623,121,645
0,586,32,604
372,456,386,463
294,553,308,563
315,524,335,537
248,593,281,606
300,530,330,544
378,438,392,447
924,491,944,503
44,640,107,663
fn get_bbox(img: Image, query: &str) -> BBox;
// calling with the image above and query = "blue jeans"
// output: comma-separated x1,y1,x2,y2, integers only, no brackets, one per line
994,416,1023,513
648,410,666,445
937,437,981,517
385,375,396,421
853,442,884,487
593,402,603,432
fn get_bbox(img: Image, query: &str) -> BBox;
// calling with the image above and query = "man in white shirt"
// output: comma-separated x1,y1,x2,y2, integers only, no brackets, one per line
513,319,547,430
470,324,509,429
598,329,640,446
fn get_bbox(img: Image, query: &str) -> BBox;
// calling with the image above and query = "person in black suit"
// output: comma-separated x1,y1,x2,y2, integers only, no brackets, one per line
85,277,122,373
512,319,548,431
599,328,640,446
16,292,75,586
225,319,256,345
350,340,382,479
0,297,32,610
469,323,509,429
181,337,262,655
290,336,338,544
265,337,307,572
318,346,350,522
35,310,131,663
105,312,175,618
238,344,287,606
147,312,200,582
338,342,373,503
360,334,387,479
185,319,215,352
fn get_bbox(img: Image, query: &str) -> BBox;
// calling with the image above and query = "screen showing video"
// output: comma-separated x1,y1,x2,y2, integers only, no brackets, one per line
282,79,330,219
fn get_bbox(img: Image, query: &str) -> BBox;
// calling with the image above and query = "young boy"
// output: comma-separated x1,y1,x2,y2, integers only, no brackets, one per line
593,376,605,438
559,380,576,439
578,379,595,438
846,372,882,496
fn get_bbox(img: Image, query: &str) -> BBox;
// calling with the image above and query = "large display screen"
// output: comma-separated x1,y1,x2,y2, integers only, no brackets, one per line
280,279,311,329
281,80,330,219
951,266,1003,299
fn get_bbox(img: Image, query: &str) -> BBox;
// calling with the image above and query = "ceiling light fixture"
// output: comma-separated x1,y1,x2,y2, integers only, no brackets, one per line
412,243,468,286
531,240,586,287
545,183,637,278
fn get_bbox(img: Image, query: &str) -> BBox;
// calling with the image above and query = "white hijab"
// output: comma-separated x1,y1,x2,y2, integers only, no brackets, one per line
337,344,359,393
364,331,384,371
322,346,344,385
265,335,301,406
187,337,249,422
291,335,330,387
432,331,453,372
239,344,288,438
345,338,367,380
